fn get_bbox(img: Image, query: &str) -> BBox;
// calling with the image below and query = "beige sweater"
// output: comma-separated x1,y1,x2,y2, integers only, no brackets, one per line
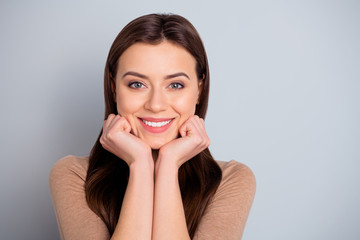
49,155,256,240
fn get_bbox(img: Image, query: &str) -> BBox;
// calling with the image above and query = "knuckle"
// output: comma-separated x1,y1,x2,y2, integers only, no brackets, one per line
102,144,109,151
105,131,113,140
100,134,107,142
99,138,107,149
193,136,202,145
200,136,210,148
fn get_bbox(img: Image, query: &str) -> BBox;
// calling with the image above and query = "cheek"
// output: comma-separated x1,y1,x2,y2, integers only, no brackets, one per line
116,94,141,117
171,92,198,118
116,95,142,135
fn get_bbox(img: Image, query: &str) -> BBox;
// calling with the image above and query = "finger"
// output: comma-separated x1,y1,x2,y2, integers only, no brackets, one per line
103,114,116,131
198,117,206,130
119,117,132,133
187,116,209,147
197,118,209,144
179,120,191,137
191,115,204,133
111,116,132,133
107,114,121,131
197,118,210,147
185,115,203,136
179,117,198,137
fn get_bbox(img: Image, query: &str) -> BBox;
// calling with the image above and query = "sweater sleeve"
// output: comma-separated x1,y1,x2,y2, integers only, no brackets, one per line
49,155,110,240
193,160,256,240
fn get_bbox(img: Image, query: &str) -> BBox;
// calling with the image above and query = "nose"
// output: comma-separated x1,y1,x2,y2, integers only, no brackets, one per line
144,88,167,113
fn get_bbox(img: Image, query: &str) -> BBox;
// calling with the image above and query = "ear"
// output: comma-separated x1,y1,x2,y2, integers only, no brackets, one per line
197,74,204,105
110,73,117,102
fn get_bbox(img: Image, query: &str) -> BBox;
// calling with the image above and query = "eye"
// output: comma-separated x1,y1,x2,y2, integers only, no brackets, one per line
169,82,184,89
129,81,145,89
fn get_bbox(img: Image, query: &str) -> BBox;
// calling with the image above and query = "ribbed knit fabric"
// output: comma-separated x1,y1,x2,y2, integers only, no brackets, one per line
49,155,256,240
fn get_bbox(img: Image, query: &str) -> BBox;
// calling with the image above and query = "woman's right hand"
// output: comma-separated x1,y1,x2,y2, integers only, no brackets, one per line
100,114,152,166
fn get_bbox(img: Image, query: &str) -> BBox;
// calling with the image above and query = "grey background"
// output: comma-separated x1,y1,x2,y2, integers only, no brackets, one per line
1,0,359,239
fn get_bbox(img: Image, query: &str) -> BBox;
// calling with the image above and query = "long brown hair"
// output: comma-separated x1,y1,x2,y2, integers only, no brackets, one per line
85,13,222,238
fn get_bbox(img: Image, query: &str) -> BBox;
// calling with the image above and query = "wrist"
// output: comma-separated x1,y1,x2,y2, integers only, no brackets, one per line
129,155,154,173
155,153,179,176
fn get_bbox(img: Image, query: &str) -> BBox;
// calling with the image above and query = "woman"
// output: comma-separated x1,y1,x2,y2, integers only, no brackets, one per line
50,13,256,240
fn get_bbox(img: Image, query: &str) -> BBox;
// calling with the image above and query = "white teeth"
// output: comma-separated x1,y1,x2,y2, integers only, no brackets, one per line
142,119,171,127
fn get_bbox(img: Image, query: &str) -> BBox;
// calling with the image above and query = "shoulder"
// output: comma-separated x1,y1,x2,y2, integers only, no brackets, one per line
216,160,256,192
49,155,89,178
49,155,89,192
49,155,110,239
216,160,255,177
212,160,256,206
193,160,256,239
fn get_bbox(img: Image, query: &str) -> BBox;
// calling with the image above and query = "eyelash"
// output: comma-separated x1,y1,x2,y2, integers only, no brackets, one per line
128,81,145,89
169,82,184,89
128,81,184,89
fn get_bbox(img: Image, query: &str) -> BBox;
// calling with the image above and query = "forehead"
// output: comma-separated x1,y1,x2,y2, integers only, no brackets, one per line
117,41,197,77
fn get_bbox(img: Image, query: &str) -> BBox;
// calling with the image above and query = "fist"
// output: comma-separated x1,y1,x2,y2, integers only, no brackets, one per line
100,114,152,166
158,115,210,168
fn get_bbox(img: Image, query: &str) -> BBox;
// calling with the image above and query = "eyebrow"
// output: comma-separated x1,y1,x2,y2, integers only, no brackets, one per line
121,71,190,80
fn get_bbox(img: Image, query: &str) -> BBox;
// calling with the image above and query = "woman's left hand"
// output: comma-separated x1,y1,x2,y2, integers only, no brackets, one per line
158,115,210,169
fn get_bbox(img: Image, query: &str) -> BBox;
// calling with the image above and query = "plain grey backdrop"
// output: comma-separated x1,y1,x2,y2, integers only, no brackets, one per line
1,0,359,239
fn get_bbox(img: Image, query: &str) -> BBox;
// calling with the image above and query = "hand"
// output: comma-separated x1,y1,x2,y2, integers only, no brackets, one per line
100,114,152,166
158,115,210,169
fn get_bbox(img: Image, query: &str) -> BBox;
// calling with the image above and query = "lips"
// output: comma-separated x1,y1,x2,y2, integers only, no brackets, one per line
138,117,174,133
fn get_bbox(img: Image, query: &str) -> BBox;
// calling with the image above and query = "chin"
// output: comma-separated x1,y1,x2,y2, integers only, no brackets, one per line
141,132,179,150
149,141,166,150
145,137,173,150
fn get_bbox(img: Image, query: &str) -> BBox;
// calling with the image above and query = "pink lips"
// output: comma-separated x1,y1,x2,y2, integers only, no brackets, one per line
138,117,174,134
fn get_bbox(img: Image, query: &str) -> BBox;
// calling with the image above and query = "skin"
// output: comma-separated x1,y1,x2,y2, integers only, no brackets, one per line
99,41,210,240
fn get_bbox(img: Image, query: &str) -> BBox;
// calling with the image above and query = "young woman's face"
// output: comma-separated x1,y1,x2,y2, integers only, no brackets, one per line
115,41,201,149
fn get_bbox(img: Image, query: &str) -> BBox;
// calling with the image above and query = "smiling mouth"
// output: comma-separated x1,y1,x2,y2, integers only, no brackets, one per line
138,117,174,133
142,119,172,127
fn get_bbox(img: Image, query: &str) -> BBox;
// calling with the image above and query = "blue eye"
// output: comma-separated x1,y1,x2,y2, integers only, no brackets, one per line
169,82,184,89
129,82,145,89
